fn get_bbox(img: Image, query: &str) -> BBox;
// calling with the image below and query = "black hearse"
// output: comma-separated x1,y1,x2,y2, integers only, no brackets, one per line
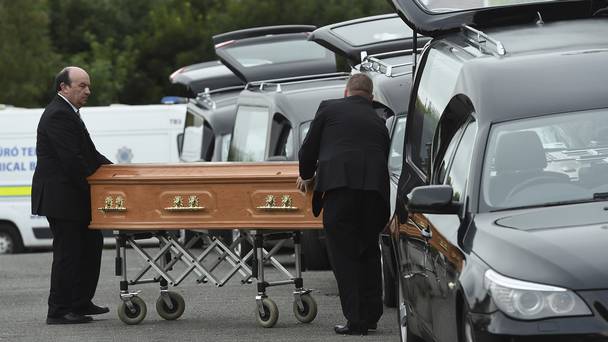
389,0,608,341
178,25,336,163
226,14,426,269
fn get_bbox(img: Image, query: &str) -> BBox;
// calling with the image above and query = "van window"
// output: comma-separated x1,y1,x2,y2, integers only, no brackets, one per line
269,113,293,160
181,110,214,162
408,45,462,177
228,106,269,161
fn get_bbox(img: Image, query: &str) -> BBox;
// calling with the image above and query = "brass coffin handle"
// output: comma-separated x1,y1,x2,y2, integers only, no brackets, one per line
98,196,127,212
164,195,205,212
256,194,299,211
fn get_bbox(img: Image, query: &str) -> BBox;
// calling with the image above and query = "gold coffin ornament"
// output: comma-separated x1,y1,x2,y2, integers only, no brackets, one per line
87,162,321,230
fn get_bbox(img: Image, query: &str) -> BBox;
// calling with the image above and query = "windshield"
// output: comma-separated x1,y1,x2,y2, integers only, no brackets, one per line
416,0,559,13
481,109,608,211
228,106,269,162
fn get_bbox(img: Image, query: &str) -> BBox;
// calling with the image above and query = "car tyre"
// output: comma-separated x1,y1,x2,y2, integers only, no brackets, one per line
0,223,23,254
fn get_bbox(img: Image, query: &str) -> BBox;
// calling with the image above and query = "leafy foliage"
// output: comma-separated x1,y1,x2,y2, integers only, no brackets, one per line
0,0,392,107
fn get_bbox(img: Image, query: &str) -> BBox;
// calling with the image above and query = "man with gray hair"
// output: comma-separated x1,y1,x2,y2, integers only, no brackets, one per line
298,73,390,335
32,66,111,324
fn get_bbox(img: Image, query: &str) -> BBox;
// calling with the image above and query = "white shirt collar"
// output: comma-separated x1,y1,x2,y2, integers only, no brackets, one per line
57,93,79,113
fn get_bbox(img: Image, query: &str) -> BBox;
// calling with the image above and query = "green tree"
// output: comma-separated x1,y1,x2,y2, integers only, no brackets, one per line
2,0,396,106
67,33,137,105
0,0,58,107
121,0,211,104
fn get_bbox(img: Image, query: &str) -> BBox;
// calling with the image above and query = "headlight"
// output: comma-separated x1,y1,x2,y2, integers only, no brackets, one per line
484,269,591,320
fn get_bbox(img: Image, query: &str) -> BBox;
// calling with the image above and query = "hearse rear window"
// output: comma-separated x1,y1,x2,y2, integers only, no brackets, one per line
331,17,413,46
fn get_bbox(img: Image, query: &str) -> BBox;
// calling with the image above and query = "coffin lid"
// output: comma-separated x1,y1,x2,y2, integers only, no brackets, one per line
87,162,300,183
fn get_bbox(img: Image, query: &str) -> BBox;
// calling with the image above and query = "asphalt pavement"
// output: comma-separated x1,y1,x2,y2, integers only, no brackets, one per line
0,247,398,342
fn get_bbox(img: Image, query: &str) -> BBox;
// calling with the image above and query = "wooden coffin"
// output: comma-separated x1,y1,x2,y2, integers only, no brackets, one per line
88,162,321,230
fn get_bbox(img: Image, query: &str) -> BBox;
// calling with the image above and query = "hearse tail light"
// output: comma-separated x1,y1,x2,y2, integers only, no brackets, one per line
484,269,591,320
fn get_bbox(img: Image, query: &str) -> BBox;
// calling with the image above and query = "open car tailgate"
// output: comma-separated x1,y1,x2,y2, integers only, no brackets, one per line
213,25,336,83
309,13,427,65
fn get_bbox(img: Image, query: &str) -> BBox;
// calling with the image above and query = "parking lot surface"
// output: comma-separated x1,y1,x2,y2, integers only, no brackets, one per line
0,248,398,342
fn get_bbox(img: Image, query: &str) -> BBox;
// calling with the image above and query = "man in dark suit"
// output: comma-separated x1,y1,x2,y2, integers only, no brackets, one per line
32,66,112,324
297,73,390,335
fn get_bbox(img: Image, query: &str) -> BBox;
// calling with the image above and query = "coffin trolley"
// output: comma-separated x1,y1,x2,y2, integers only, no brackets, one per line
88,162,322,327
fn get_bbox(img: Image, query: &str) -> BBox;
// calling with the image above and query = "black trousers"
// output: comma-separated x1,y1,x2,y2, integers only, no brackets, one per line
322,188,389,329
47,217,103,317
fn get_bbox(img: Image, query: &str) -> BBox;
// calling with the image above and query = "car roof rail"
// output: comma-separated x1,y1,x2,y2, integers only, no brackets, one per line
213,25,316,46
359,48,422,77
195,85,246,109
462,24,506,56
364,47,422,60
245,72,350,93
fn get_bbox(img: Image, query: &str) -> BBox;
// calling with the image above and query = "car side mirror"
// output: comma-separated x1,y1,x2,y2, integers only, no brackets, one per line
407,185,460,215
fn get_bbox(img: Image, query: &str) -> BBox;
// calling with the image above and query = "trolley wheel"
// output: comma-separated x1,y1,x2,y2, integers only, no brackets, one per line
117,296,147,325
293,294,317,323
155,291,185,320
255,297,279,328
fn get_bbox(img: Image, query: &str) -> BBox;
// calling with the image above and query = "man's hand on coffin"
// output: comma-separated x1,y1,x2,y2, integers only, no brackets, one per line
296,176,315,193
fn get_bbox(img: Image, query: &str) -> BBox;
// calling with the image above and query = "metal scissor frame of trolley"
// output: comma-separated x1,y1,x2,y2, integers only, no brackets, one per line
113,228,317,327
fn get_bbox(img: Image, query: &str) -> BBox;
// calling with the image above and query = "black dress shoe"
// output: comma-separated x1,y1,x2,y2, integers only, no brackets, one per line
46,313,93,325
367,322,377,330
74,304,110,316
334,324,368,335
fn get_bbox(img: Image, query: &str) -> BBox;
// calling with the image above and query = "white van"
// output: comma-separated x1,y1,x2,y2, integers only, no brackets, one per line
0,103,186,254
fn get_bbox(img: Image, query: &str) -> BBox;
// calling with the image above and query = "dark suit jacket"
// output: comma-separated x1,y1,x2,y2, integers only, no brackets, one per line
298,95,390,216
31,95,111,221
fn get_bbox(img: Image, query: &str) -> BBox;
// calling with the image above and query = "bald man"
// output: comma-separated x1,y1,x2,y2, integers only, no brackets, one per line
32,67,112,324
298,74,390,335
